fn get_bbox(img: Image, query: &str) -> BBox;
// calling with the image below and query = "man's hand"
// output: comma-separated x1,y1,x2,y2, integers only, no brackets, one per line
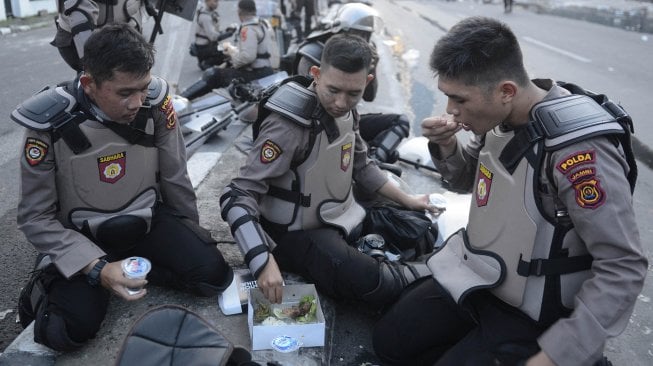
422,114,461,157
100,261,148,301
404,193,438,213
256,254,284,304
222,41,236,57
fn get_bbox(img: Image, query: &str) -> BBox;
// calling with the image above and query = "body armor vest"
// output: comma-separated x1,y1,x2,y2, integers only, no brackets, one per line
54,116,159,237
428,91,634,324
258,83,365,236
13,79,165,242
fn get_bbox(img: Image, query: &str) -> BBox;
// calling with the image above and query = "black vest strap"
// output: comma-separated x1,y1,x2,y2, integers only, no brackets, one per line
517,253,593,277
267,185,311,207
51,112,92,154
499,122,544,174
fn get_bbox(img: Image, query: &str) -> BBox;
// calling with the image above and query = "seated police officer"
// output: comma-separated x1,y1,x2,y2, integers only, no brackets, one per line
292,2,409,165
373,17,647,366
220,34,436,307
13,24,233,352
180,0,275,100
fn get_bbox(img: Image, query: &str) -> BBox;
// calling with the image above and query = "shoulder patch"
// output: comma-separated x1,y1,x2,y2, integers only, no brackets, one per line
573,176,605,209
240,27,248,42
24,137,49,166
556,150,595,174
160,94,177,130
260,139,282,163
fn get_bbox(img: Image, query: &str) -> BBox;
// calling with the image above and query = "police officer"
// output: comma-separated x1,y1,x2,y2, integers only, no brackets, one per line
292,2,409,164
51,0,151,72
373,17,647,366
180,0,275,100
192,0,234,71
14,24,233,352
220,34,436,307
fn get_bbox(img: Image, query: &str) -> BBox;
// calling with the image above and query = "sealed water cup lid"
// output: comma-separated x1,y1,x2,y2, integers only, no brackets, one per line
271,335,300,353
121,257,151,278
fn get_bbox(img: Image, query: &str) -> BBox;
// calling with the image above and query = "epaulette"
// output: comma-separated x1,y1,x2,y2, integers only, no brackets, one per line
11,86,77,131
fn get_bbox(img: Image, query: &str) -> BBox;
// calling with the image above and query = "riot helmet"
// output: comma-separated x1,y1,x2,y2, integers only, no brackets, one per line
331,3,383,42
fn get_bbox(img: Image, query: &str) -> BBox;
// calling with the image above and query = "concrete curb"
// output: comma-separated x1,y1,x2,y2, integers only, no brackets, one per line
0,21,50,37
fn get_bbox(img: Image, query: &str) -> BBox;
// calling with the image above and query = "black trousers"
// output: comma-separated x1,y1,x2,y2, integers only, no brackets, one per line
33,205,232,347
373,278,544,366
267,226,385,303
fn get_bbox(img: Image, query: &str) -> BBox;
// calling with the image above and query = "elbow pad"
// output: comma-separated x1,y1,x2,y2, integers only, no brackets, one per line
220,187,270,278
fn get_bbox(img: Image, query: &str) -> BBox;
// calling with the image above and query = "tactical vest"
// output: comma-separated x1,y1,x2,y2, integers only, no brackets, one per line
257,80,366,237
427,83,636,325
194,7,220,45
57,0,144,34
12,78,169,242
235,18,278,69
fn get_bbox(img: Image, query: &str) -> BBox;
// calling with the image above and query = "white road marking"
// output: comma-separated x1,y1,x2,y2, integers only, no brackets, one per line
522,36,592,63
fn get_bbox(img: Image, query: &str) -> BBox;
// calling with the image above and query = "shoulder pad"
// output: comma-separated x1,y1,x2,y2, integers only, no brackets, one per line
297,41,324,66
11,86,77,131
531,94,625,150
147,76,169,106
263,81,318,128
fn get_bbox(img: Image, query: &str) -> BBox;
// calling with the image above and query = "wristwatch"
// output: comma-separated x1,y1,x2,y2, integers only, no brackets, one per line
87,259,108,287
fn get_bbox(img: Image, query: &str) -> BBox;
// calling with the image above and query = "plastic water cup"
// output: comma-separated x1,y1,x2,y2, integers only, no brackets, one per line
121,257,151,295
271,335,301,365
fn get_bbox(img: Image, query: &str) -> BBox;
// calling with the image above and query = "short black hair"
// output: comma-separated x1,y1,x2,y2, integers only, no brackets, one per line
238,0,256,14
321,33,372,73
82,23,155,85
430,17,529,90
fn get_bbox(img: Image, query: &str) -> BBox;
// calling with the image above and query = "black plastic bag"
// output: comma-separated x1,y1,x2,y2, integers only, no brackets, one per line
362,205,437,260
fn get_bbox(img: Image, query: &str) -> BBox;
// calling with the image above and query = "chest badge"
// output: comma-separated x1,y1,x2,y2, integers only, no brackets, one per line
476,163,493,207
98,151,126,184
341,142,352,171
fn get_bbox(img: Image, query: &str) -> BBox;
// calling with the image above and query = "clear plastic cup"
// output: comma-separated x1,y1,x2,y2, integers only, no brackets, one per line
121,257,151,295
271,335,301,365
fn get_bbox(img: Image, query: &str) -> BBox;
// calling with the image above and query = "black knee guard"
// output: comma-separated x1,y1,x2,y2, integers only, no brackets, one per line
22,271,85,351
370,114,410,163
35,308,85,352
361,261,431,307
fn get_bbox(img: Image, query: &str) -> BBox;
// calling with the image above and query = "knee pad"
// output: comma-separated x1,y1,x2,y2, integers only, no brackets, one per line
34,305,84,352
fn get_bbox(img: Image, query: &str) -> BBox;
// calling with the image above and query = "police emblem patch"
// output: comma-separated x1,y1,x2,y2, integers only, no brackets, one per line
341,143,352,171
573,176,605,209
98,151,126,183
240,28,248,42
161,94,177,130
24,137,48,166
476,163,493,207
261,140,282,163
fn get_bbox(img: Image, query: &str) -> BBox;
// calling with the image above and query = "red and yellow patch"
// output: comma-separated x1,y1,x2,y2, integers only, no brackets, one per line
475,163,493,207
24,137,48,166
573,176,605,209
556,150,595,174
98,151,126,184
260,139,282,163
240,27,248,42
341,143,352,171
161,94,177,130
567,166,596,183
